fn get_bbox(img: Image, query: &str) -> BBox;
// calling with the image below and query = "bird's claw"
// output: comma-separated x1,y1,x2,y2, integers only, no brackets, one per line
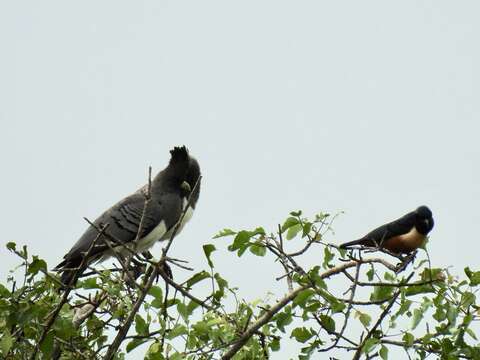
394,251,417,274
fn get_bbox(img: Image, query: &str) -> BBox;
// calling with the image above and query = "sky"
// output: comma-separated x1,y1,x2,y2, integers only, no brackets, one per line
1,1,479,358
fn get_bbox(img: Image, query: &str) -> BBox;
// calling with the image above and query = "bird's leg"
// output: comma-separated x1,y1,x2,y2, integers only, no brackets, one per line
395,251,417,274
160,262,173,280
118,253,142,288
141,251,173,283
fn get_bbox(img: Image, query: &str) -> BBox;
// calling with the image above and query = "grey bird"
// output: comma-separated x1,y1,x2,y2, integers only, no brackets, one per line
54,146,201,287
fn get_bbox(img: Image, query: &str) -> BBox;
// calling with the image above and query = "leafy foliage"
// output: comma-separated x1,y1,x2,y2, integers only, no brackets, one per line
1,212,480,359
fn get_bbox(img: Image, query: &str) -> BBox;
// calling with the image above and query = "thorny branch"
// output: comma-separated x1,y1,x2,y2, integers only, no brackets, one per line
30,224,109,360
220,257,403,360
352,273,415,360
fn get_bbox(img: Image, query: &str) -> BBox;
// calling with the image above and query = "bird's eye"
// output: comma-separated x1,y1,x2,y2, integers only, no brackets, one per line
180,181,191,193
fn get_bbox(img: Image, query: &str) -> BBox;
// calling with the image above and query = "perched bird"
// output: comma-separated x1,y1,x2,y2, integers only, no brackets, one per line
340,206,434,254
55,146,201,287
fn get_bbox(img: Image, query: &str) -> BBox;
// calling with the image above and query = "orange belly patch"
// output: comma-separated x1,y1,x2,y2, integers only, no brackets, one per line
384,227,425,254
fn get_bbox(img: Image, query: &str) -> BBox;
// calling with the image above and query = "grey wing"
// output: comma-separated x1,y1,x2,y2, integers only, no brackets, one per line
56,193,164,268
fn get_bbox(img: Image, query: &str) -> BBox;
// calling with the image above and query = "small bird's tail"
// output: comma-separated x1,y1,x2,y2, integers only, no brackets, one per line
339,238,367,249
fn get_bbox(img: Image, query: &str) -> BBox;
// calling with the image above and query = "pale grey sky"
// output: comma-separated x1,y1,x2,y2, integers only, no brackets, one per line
1,1,479,358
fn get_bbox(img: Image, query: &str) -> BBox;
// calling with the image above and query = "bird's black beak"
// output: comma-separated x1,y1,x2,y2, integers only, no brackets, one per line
424,218,433,231
180,181,191,193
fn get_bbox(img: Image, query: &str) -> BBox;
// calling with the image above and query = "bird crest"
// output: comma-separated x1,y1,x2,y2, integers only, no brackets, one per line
169,146,190,165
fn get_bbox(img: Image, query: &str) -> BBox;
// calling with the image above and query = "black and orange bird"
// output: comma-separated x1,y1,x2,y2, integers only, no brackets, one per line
340,206,434,254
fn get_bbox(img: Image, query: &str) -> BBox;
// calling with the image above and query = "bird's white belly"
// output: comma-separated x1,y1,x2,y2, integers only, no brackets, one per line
101,201,194,260
160,205,194,242
135,200,194,252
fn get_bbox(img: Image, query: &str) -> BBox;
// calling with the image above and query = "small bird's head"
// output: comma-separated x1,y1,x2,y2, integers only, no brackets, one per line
414,205,434,235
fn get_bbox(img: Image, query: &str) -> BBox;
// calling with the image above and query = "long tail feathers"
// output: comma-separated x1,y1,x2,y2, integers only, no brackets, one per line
54,258,82,289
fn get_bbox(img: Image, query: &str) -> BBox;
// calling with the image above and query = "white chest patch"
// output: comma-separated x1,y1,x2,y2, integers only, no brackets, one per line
101,199,194,260
135,198,194,252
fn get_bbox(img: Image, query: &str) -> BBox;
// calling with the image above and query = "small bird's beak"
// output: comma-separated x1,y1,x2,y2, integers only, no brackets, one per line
180,181,191,193
424,218,432,229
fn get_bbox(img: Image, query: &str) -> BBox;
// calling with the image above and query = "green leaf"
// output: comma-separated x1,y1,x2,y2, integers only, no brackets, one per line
286,224,302,240
186,271,210,288
27,256,47,276
317,288,346,313
40,331,54,357
384,272,395,281
362,338,380,354
6,242,16,251
370,286,394,302
135,314,148,336
0,283,10,297
276,309,293,332
151,298,164,309
237,243,250,257
81,277,98,289
465,267,480,286
0,329,13,355
466,328,478,340
202,244,216,267
308,266,327,289
148,285,163,300
166,324,188,339
403,332,415,346
461,292,476,309
249,241,267,257
253,227,266,235
366,267,374,281
356,311,371,327
446,305,458,326
302,222,312,238
405,284,434,296
281,217,299,232
290,210,302,217
177,302,189,322
214,272,228,290
411,308,423,330
228,231,253,251
127,339,147,353
319,315,335,333
293,289,315,308
213,228,236,239
379,345,389,360
270,338,280,351
192,321,209,336
291,327,314,343
187,300,200,316
397,299,412,315
322,247,334,269
146,342,164,360
432,306,446,322
420,268,444,281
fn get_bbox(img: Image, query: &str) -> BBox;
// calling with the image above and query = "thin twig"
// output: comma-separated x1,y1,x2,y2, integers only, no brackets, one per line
221,258,393,359
352,273,415,360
